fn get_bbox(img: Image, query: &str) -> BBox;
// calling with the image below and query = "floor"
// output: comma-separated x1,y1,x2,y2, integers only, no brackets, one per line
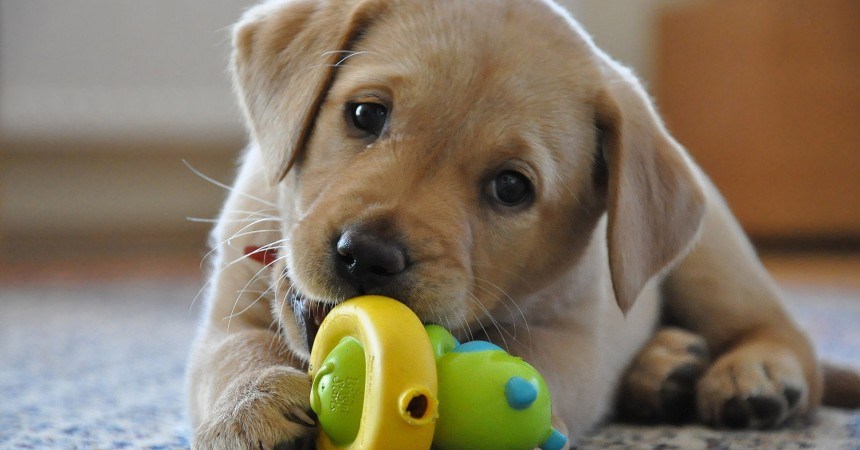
0,251,858,449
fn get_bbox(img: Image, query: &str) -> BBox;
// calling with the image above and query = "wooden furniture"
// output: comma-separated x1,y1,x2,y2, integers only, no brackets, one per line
655,0,860,241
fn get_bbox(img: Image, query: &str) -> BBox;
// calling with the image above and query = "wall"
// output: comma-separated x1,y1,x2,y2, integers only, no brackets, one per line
563,0,696,85
0,0,693,260
0,0,247,140
0,1,252,260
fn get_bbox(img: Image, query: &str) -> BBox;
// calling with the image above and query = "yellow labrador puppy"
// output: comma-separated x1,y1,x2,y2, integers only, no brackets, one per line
188,0,854,447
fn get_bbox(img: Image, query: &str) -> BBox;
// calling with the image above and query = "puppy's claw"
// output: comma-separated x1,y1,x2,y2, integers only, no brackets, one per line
286,405,317,427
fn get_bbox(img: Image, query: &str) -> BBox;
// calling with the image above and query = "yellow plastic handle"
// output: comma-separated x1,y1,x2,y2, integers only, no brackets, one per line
308,296,439,450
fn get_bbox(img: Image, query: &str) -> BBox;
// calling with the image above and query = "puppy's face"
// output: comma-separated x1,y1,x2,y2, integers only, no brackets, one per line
273,1,607,356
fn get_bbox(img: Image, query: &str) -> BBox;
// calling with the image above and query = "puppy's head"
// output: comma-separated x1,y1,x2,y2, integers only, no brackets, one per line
232,0,705,358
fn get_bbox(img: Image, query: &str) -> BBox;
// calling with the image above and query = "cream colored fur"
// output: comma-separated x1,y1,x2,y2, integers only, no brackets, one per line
187,0,822,448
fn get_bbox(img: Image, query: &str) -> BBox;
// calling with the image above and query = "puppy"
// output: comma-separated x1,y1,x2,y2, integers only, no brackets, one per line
188,0,844,447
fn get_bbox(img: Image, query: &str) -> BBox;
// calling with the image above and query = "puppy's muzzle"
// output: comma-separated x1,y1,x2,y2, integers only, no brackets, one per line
296,221,412,350
334,224,409,293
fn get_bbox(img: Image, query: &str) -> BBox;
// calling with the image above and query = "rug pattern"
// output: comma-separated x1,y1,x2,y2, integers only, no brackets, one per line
1,279,857,449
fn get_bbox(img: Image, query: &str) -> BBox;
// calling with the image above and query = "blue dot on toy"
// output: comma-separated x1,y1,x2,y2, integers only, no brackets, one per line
505,376,538,410
452,340,504,353
542,428,569,450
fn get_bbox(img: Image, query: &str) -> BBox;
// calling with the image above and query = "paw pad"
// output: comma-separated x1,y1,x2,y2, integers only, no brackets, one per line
719,394,786,429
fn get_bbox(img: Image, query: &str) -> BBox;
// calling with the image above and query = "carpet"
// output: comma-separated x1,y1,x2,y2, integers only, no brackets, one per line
1,277,858,449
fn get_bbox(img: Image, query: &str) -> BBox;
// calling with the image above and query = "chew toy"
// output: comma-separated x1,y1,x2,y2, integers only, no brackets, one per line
308,295,568,450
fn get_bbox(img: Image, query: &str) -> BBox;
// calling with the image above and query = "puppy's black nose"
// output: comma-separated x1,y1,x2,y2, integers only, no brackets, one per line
335,225,408,293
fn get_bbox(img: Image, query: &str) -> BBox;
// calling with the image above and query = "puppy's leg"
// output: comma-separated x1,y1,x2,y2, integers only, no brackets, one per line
618,327,710,423
663,180,821,429
188,151,315,449
190,330,314,449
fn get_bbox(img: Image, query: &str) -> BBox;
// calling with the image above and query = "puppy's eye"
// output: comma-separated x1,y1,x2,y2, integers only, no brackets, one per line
348,102,387,136
490,171,533,207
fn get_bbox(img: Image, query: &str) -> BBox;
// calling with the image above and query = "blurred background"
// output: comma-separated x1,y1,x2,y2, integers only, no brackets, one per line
1,0,858,277
2,3,857,447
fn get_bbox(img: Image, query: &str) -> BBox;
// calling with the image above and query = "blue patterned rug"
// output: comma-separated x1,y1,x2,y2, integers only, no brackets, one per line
1,278,858,449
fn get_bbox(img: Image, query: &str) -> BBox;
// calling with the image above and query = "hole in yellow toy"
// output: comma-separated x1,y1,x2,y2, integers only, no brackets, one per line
398,388,437,426
406,394,428,419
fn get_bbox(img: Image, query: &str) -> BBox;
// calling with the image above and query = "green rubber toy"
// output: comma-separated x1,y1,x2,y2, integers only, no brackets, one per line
427,325,567,450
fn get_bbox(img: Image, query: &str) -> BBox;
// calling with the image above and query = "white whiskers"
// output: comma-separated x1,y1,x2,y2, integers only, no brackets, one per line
183,159,278,208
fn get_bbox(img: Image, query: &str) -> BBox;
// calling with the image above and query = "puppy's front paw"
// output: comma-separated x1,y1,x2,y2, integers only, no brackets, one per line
618,327,710,423
697,347,807,429
194,366,316,449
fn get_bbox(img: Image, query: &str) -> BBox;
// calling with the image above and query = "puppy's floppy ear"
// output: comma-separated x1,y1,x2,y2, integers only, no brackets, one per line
593,63,706,313
231,0,386,182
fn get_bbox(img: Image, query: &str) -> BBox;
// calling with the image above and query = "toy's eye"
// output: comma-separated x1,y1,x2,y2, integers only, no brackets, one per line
488,170,534,207
505,376,538,410
348,102,387,137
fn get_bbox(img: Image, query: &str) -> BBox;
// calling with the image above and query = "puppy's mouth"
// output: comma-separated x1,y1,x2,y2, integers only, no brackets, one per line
289,290,334,351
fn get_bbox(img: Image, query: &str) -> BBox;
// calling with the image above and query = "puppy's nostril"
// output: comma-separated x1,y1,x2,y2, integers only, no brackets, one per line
370,264,395,276
365,252,407,278
336,234,357,265
337,249,356,267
